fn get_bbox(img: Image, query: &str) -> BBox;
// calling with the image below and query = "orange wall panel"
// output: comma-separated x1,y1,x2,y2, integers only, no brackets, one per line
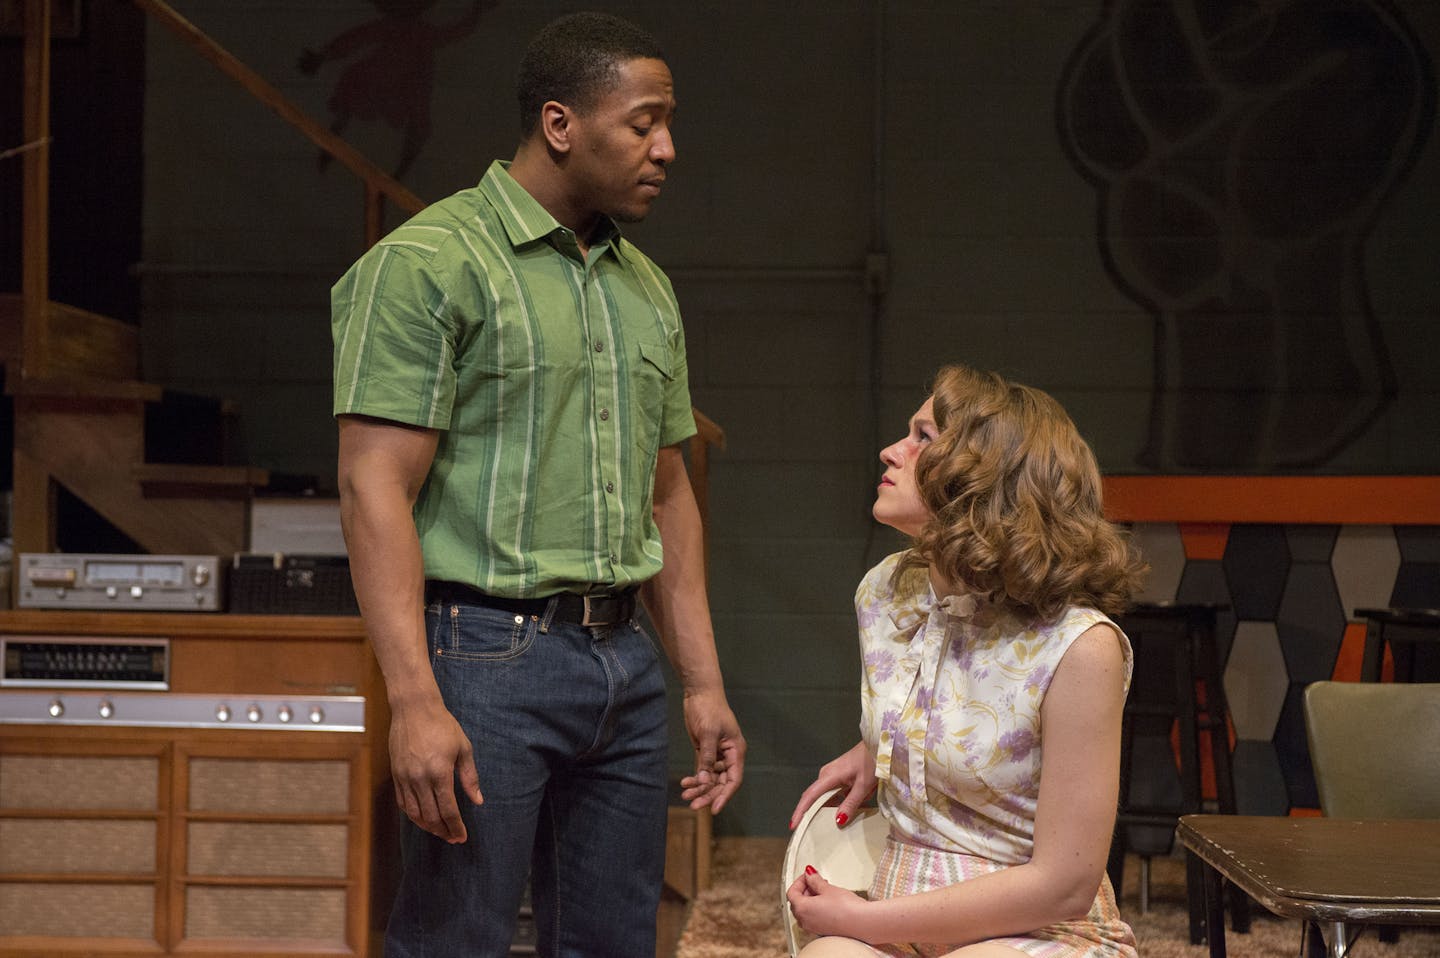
1178,523,1229,560
1104,476,1440,525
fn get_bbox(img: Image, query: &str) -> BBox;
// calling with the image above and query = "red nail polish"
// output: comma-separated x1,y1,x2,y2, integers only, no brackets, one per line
805,865,817,875
835,812,849,827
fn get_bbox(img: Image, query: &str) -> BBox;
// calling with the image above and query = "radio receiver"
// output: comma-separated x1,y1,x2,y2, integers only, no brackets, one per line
18,553,223,611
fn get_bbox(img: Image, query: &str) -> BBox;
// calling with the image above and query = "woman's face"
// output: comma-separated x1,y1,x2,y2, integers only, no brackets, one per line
873,396,936,537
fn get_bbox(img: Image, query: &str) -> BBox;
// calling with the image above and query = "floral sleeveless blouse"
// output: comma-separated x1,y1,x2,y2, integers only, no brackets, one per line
857,552,1134,862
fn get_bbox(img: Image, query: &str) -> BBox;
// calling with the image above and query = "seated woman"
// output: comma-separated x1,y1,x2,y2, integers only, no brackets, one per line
786,364,1146,958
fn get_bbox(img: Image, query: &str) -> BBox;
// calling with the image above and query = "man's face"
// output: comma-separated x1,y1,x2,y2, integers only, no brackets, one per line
566,57,676,223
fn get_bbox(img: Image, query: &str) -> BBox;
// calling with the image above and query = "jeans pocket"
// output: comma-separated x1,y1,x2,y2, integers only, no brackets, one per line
429,602,538,662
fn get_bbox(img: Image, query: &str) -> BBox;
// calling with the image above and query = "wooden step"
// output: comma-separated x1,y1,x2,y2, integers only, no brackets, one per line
8,366,268,556
133,463,270,499
0,294,139,381
6,371,163,403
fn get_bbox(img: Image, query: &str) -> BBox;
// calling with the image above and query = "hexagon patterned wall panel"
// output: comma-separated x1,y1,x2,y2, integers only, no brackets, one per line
1275,563,1345,684
1331,526,1400,618
1130,522,1184,604
1223,525,1290,620
1124,520,1440,816
1224,621,1287,741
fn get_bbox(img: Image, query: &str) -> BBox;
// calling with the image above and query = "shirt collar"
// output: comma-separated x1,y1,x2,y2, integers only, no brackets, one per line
480,160,623,258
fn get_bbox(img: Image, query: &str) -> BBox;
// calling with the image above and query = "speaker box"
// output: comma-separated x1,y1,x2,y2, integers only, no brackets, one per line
0,741,369,955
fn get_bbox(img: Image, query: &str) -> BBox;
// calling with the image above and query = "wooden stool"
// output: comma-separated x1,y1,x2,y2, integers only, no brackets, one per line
1355,607,1440,683
1107,603,1250,944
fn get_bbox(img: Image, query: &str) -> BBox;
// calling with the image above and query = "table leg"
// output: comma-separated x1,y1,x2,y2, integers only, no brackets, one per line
1185,850,1207,945
1225,881,1251,934
1199,856,1226,958
1320,921,1354,958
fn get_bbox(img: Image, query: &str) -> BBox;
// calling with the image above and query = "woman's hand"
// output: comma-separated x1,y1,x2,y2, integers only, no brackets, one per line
789,740,877,830
785,867,872,940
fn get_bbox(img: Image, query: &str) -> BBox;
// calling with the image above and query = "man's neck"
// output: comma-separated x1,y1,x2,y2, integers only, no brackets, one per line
508,144,600,252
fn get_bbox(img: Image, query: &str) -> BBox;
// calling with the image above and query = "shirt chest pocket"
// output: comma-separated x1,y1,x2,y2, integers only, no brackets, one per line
631,339,675,431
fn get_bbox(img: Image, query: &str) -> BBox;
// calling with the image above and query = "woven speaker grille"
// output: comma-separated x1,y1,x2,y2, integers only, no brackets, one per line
0,818,155,873
188,822,348,877
0,882,153,938
0,755,157,810
188,758,349,814
185,886,346,941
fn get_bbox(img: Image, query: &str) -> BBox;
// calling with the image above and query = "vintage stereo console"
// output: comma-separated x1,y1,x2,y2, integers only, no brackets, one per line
0,611,394,958
17,553,223,611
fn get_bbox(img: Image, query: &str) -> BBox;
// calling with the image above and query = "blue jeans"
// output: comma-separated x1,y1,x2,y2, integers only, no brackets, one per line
384,597,669,957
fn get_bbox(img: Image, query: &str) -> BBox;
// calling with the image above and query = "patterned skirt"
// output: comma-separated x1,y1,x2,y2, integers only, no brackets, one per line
862,836,1138,958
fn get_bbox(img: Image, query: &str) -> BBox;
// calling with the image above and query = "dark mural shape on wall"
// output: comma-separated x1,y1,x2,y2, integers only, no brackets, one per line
1059,0,1434,471
298,0,493,180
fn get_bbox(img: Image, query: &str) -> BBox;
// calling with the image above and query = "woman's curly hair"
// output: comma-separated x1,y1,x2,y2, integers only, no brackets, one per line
894,365,1146,621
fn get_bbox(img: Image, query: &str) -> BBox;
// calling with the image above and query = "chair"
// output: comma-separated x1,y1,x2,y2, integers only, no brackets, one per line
1302,681,1440,955
1304,682,1440,819
1107,603,1249,944
781,787,888,956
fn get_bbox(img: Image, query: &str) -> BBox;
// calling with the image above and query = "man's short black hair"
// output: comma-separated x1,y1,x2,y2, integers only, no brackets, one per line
517,11,665,135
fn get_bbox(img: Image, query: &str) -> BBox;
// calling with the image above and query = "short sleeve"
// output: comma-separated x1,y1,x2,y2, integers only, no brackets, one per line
657,317,697,448
332,243,460,430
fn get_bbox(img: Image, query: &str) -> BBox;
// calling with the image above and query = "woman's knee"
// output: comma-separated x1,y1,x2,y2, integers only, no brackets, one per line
938,944,1029,958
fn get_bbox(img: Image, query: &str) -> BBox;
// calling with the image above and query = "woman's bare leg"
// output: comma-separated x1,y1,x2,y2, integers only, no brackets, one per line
798,936,886,957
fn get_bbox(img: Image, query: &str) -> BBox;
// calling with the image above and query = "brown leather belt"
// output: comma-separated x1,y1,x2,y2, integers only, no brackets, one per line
425,581,638,627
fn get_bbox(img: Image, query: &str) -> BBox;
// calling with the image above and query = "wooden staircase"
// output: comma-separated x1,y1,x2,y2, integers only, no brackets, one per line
6,0,422,559
0,293,267,557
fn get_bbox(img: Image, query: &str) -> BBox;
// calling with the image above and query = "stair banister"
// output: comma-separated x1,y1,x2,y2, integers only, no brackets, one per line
128,0,427,245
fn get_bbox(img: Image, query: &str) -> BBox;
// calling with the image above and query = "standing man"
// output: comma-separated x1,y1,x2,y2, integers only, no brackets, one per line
332,12,745,957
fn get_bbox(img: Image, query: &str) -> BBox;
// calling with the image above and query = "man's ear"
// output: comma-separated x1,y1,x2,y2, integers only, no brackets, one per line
539,100,572,154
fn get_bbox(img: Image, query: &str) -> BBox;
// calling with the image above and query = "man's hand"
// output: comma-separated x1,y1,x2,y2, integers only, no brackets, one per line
646,445,746,814
388,696,484,843
677,688,746,813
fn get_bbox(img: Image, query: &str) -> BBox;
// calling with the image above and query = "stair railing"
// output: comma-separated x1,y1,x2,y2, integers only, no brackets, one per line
11,0,727,561
128,0,427,241
13,0,426,383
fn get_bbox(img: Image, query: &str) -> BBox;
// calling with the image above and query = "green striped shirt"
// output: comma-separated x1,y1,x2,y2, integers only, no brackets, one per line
332,160,696,597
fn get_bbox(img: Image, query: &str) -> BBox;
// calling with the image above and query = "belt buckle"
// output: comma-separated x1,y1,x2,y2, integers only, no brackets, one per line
579,593,630,627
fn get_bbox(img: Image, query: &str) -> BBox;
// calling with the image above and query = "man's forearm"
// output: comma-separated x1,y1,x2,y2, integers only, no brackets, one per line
641,447,724,691
336,416,441,708
342,487,435,706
